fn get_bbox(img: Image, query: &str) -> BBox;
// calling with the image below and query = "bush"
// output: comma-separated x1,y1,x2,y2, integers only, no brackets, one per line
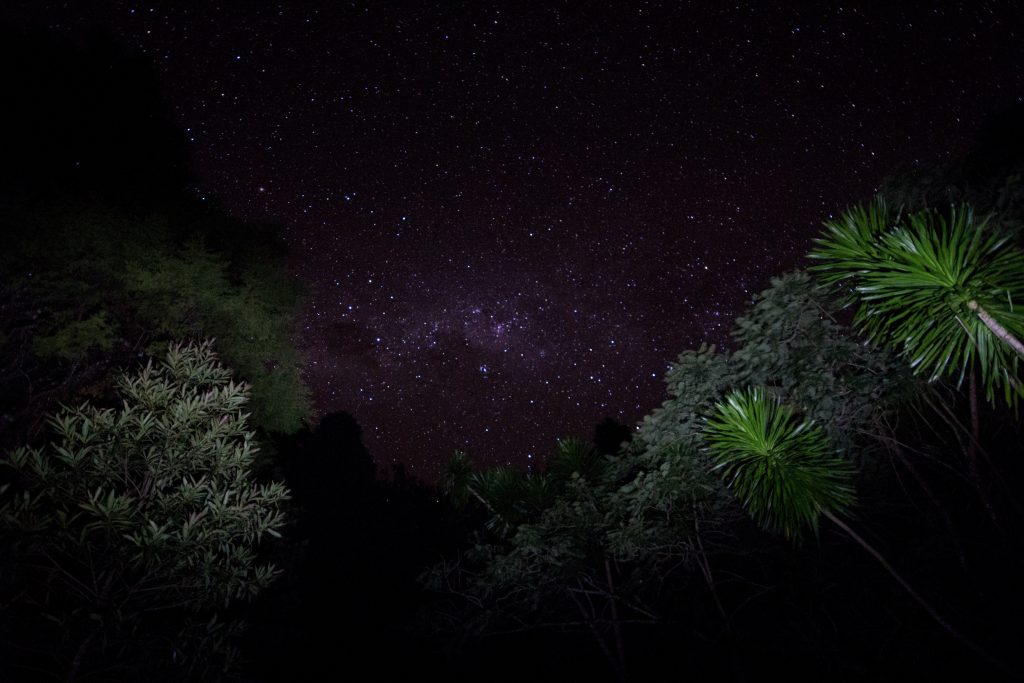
0,340,289,681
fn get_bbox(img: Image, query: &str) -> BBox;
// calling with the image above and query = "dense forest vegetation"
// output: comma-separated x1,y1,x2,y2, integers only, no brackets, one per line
2,27,1023,682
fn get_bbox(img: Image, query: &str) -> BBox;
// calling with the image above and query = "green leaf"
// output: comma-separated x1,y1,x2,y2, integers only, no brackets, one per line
810,199,1024,407
704,387,855,542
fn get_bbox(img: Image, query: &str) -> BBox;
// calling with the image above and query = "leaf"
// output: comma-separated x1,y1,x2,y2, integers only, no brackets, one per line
704,387,855,542
810,199,1024,407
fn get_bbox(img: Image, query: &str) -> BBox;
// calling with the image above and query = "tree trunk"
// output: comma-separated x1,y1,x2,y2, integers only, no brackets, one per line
968,300,1024,358
604,559,628,682
65,629,96,683
885,435,968,572
570,583,624,683
694,511,729,623
967,370,1000,528
922,388,1009,529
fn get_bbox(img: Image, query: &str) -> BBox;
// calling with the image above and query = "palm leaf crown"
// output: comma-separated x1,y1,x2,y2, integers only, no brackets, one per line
704,387,855,542
809,198,1024,406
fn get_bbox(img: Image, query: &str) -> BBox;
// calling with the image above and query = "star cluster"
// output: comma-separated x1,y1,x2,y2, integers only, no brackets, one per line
19,2,1023,477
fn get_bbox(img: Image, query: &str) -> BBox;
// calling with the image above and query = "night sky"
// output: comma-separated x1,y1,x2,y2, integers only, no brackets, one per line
16,3,1023,477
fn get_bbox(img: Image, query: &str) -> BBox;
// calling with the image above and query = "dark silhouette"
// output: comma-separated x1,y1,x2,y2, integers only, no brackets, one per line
291,412,377,507
880,101,1024,218
0,26,188,204
593,416,632,455
244,412,459,681
0,23,307,447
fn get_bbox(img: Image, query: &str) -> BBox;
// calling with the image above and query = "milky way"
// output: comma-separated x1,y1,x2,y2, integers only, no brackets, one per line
16,2,1022,477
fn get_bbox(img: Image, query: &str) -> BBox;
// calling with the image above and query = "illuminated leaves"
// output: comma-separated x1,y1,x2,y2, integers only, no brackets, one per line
0,340,290,670
704,387,855,542
810,199,1024,406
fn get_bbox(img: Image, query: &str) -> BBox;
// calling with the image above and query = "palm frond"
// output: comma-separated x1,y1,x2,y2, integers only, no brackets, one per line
442,450,474,507
470,467,531,535
521,473,557,511
704,387,855,542
810,196,893,289
809,200,1024,406
447,451,559,534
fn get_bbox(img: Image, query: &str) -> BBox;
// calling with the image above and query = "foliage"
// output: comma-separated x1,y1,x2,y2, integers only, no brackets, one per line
730,270,912,455
546,437,606,486
469,466,545,536
0,340,289,680
427,439,725,670
123,233,312,432
443,450,476,508
809,199,1024,406
637,272,907,461
31,311,115,361
427,271,905,668
705,387,855,541
632,342,735,456
0,203,312,434
0,25,311,436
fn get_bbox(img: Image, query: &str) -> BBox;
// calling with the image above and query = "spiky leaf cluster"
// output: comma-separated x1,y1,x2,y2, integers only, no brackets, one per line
705,387,855,541
809,198,1024,406
730,271,912,457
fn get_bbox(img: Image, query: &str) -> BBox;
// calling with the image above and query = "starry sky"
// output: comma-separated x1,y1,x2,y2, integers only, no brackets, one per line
15,2,1023,477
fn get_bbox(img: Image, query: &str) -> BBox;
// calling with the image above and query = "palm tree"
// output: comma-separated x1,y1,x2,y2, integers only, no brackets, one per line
442,450,476,507
808,198,1024,407
442,451,552,535
703,387,1003,671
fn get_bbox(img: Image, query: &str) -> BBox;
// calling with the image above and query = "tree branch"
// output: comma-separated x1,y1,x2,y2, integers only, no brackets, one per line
968,300,1024,358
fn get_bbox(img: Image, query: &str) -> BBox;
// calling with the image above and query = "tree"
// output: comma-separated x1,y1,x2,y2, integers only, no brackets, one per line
0,27,312,441
431,435,728,681
593,417,632,455
0,206,312,439
879,101,1024,239
0,340,289,681
635,272,907,463
703,387,1004,673
430,273,906,679
809,199,1024,407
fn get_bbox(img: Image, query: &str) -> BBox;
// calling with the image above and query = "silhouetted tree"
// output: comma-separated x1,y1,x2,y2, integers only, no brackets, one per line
593,417,632,455
306,411,376,500
244,412,459,681
879,102,1024,238
963,102,1024,192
